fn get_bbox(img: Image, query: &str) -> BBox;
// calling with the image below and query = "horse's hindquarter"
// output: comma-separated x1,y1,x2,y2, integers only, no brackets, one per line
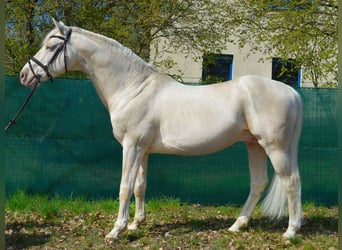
150,80,250,155
238,76,302,148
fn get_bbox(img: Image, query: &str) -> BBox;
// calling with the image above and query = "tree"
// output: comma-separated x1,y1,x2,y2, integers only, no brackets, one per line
6,0,52,74
5,0,232,78
5,0,112,76
224,0,338,87
8,1,334,86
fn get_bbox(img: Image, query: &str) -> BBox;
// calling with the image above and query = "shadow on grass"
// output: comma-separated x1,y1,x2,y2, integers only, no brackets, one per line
5,221,56,249
146,215,337,238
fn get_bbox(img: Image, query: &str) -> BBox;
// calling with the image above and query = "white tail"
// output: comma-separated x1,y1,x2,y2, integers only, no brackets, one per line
261,174,287,219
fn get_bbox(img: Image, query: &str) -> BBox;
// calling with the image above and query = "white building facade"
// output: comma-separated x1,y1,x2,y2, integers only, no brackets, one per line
151,40,316,88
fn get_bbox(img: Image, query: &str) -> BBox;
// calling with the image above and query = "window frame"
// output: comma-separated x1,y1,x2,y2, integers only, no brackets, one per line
202,53,234,83
271,57,301,87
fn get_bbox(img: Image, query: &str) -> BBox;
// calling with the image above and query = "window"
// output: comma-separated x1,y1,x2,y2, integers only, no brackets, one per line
272,58,301,87
267,0,313,11
202,54,233,83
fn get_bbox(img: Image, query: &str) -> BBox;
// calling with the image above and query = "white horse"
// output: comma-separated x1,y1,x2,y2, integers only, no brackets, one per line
20,20,303,239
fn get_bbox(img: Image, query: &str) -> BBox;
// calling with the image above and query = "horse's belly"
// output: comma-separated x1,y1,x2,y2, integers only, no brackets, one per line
148,82,248,155
150,124,246,156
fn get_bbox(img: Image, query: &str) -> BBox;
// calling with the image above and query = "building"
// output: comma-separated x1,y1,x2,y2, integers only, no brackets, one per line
151,40,315,88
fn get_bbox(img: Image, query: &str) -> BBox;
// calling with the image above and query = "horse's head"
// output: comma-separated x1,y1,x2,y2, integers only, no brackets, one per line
20,19,75,87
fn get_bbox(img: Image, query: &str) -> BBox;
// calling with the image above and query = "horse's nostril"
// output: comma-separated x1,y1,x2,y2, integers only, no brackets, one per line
20,71,26,80
20,70,29,83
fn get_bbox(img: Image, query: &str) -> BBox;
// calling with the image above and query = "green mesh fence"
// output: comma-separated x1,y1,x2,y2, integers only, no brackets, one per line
4,76,337,205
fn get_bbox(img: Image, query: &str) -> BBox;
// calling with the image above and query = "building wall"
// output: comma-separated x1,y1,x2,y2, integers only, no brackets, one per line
151,39,315,87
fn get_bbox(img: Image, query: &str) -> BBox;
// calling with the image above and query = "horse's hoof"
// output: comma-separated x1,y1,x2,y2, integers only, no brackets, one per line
229,216,249,233
105,232,119,243
127,223,138,231
282,231,295,239
104,237,115,244
228,225,240,233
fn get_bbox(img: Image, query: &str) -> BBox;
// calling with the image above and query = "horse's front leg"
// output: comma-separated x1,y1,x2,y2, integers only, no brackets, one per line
105,142,145,240
128,154,149,231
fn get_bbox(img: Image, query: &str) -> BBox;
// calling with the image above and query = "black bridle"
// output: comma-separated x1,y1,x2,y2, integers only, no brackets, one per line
4,29,72,131
28,29,72,83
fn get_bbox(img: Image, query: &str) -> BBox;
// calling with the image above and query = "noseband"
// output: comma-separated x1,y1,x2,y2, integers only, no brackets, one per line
28,29,72,83
4,29,72,131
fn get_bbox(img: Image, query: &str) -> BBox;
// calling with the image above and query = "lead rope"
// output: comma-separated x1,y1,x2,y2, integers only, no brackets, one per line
4,29,72,131
4,51,46,131
4,53,54,131
4,81,39,131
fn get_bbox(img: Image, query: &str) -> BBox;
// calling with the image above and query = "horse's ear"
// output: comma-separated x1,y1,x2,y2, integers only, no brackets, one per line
52,18,69,35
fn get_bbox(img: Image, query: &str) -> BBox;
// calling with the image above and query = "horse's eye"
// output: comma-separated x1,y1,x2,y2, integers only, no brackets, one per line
46,44,57,51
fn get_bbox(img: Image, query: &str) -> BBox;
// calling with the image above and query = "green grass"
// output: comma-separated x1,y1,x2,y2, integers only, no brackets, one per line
5,191,338,249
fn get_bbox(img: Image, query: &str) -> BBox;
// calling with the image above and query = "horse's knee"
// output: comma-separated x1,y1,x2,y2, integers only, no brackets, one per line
134,182,146,197
134,166,147,194
279,172,301,195
119,186,133,201
290,172,300,187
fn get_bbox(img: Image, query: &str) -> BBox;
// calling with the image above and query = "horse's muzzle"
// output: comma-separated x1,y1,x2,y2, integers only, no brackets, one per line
20,66,40,87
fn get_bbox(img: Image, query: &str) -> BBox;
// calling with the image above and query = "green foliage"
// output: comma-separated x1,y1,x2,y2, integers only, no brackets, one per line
6,190,32,211
5,1,337,86
200,75,224,84
200,53,225,84
5,0,232,77
225,0,338,87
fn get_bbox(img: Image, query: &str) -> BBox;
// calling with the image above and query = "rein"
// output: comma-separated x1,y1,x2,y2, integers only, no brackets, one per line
4,83,38,131
4,29,72,131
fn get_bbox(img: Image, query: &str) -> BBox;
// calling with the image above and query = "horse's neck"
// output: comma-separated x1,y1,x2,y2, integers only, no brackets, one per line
72,30,155,109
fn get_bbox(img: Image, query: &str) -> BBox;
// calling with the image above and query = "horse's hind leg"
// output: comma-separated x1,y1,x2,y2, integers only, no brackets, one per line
229,142,268,232
266,149,302,238
128,154,149,231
